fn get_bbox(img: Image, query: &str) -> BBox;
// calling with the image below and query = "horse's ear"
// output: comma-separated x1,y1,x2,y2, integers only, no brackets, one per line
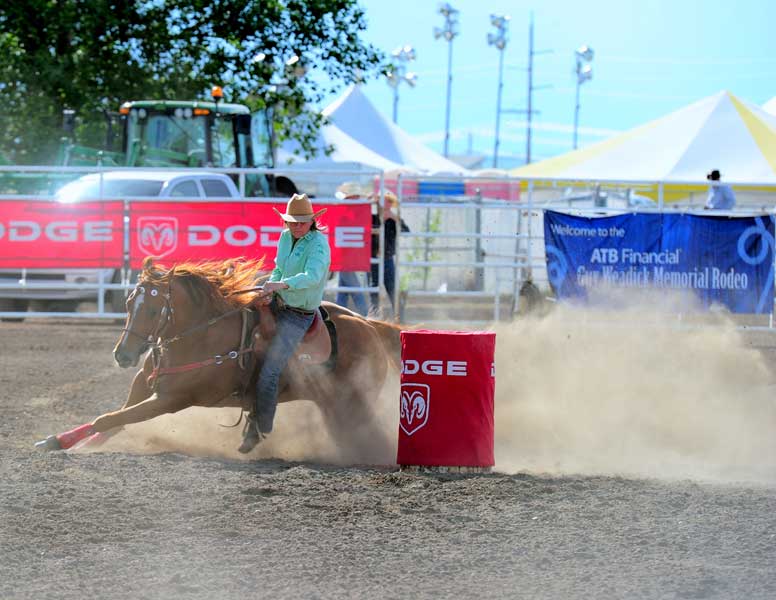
142,256,155,272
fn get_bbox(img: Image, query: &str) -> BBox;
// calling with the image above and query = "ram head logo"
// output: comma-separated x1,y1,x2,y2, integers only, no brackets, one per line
399,383,430,436
137,217,178,258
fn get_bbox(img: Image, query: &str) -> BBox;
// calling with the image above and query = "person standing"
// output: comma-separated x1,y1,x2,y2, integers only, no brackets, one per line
705,169,736,210
334,182,369,315
370,190,409,318
239,193,331,453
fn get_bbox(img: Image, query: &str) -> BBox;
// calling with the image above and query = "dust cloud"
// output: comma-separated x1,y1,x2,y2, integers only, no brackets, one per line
493,291,776,484
92,369,401,467
86,290,776,484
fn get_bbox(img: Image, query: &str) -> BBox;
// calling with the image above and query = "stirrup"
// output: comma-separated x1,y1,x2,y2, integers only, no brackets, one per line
238,414,264,454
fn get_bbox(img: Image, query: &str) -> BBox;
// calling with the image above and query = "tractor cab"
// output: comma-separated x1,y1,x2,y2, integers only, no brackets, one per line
53,88,289,196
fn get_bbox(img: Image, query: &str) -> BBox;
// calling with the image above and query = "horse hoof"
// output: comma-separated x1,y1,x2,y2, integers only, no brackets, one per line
35,435,62,451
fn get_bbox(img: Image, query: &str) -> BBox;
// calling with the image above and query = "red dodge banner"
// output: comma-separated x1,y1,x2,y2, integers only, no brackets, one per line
397,330,496,468
0,200,124,268
129,200,371,271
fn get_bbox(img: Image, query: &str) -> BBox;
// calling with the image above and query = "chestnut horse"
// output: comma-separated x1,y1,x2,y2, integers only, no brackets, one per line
35,257,404,453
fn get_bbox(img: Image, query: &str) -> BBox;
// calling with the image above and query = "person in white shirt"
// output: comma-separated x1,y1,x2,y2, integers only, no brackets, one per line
705,169,736,210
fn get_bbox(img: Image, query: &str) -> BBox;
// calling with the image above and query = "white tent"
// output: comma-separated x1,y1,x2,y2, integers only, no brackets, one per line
763,96,776,115
323,85,470,175
276,121,402,172
511,91,776,184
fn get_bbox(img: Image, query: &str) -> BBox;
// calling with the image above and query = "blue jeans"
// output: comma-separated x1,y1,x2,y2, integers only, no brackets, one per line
335,271,368,316
370,257,396,315
254,305,315,433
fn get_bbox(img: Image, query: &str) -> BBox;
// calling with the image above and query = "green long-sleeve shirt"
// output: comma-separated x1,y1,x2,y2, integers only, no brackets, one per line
268,229,331,311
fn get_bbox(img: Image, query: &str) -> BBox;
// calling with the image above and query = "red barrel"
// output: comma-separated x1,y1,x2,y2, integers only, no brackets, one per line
397,330,496,468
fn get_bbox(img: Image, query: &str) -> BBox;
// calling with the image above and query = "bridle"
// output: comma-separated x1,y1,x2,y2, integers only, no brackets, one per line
119,282,174,348
120,279,262,390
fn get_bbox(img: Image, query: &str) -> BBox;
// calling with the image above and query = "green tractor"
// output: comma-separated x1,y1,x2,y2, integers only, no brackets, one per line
16,88,298,197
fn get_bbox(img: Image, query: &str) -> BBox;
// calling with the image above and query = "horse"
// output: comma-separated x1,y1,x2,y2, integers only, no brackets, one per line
35,256,405,454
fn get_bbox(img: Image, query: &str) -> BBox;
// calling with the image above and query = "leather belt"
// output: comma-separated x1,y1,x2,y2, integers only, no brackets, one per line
284,305,315,316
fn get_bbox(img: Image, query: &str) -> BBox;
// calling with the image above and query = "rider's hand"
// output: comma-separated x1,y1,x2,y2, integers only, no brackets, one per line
253,294,272,307
263,281,289,293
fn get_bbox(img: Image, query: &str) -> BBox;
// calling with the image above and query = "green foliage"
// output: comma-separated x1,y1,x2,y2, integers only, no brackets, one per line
0,1,384,164
400,208,443,292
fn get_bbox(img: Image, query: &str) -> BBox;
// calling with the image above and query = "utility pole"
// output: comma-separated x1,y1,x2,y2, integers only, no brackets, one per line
524,14,553,163
526,14,534,164
503,12,550,165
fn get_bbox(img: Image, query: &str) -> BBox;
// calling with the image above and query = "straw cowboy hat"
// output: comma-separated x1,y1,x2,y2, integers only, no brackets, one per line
334,181,372,200
273,193,327,222
369,190,399,206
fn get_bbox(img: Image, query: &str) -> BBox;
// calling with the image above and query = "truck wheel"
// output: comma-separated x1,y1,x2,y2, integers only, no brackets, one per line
0,299,28,322
28,299,78,313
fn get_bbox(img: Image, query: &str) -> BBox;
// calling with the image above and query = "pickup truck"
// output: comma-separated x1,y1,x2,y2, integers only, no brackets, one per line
0,170,241,318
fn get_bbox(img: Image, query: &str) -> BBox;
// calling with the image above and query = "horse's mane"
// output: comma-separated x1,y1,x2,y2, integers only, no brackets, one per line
139,256,268,314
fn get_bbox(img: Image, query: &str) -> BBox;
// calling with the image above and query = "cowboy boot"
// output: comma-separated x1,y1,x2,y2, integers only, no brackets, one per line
238,413,264,454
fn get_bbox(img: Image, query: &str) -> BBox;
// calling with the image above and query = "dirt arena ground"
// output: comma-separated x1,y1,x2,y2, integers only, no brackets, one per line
2,312,776,599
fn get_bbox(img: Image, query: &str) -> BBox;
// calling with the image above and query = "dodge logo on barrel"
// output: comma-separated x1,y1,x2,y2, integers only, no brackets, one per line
399,383,430,436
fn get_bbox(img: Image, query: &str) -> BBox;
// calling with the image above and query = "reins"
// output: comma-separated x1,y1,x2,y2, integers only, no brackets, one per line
143,284,266,390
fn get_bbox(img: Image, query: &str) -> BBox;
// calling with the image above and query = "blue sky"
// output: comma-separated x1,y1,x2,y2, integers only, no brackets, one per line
321,0,776,168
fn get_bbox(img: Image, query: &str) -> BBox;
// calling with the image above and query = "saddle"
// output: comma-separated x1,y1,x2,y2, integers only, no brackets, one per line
251,303,336,366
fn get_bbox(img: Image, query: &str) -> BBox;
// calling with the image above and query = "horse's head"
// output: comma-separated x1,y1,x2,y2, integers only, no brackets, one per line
113,259,172,368
113,256,265,368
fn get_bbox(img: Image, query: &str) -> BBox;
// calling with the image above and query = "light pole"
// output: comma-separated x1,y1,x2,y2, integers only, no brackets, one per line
573,45,593,150
386,45,418,124
434,2,459,157
251,52,307,169
488,14,510,168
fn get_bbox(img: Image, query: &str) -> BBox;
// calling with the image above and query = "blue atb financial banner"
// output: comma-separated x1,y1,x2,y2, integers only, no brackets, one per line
544,210,775,313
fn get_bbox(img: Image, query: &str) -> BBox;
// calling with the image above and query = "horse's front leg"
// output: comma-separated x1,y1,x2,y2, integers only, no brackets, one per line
80,368,156,447
123,365,154,409
35,365,156,451
91,392,189,433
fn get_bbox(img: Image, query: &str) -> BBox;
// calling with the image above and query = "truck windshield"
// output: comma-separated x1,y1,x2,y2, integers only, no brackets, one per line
211,115,237,167
56,178,164,202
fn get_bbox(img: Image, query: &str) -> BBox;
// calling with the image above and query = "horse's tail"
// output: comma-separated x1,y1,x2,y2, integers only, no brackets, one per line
368,318,408,372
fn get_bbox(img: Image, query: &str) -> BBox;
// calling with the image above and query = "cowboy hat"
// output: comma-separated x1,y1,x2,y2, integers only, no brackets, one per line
334,181,372,200
273,193,327,222
368,190,399,206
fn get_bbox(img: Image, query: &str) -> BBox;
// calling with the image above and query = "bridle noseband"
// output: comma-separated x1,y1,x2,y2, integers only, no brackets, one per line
120,282,173,347
120,279,257,390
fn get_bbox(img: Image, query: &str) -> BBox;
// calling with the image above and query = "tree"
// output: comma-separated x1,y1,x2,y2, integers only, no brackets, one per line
0,0,384,164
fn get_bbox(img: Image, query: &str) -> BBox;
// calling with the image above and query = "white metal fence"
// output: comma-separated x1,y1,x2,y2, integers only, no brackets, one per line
3,165,776,325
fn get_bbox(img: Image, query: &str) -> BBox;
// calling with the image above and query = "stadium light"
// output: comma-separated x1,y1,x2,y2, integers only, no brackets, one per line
434,2,459,156
573,45,594,150
386,45,418,124
488,13,510,167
